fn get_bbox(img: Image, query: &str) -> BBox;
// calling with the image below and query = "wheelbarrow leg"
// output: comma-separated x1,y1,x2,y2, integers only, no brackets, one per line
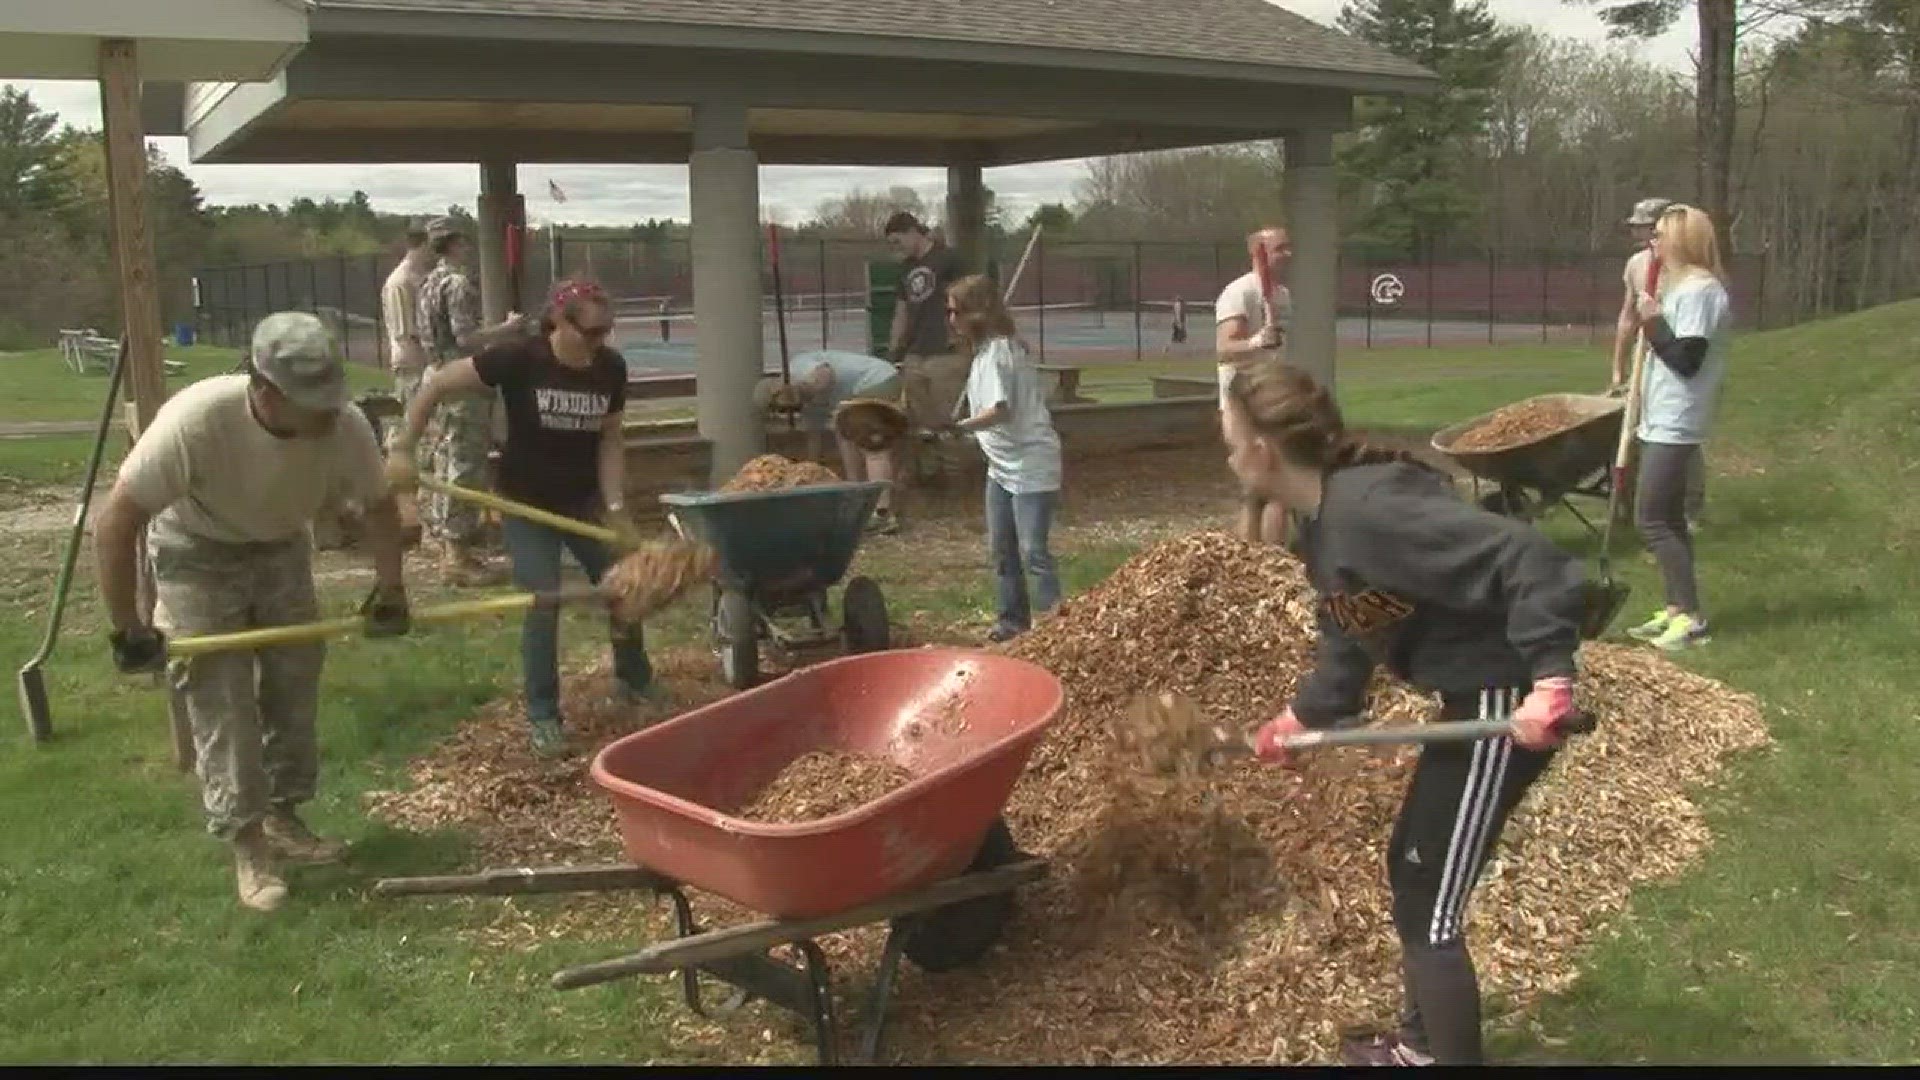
858,920,917,1065
794,940,839,1066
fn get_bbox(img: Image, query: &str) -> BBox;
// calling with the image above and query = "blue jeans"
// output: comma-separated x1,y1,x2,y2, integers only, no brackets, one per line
985,480,1061,633
502,517,653,723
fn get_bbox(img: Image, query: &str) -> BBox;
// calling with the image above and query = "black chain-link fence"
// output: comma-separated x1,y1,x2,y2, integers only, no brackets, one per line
193,237,1771,372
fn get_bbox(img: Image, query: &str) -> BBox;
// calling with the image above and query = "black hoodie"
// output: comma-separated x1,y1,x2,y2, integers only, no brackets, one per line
1287,461,1586,728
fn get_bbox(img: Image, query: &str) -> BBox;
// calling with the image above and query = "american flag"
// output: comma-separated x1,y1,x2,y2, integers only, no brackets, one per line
548,179,568,203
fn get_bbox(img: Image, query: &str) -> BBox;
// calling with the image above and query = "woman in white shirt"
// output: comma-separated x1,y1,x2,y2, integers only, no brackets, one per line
944,275,1064,643
1627,205,1732,651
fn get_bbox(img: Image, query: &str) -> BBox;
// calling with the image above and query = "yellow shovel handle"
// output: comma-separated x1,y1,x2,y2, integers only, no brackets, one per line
416,476,621,546
167,591,596,658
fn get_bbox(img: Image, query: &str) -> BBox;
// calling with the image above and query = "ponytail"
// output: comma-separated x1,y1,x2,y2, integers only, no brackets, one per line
1226,361,1439,476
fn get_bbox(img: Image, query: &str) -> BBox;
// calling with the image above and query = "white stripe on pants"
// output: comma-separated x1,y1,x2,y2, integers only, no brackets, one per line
1427,689,1516,947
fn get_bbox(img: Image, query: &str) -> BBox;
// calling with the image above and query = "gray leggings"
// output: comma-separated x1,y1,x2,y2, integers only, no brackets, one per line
1635,441,1703,615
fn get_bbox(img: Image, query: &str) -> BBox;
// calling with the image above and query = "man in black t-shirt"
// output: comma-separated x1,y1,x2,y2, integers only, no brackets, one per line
884,211,969,484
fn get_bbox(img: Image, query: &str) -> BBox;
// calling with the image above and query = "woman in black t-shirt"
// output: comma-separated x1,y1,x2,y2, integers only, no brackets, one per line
388,279,656,757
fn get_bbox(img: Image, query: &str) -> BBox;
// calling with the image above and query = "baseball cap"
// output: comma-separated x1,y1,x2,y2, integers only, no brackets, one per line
250,312,349,413
1626,198,1674,226
426,215,466,242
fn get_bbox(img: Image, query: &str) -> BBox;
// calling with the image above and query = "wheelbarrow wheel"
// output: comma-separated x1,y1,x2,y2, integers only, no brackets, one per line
840,576,890,654
894,818,1025,973
717,588,759,690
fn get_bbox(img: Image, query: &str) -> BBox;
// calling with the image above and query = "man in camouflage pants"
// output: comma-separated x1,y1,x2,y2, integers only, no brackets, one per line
414,216,528,585
92,313,413,913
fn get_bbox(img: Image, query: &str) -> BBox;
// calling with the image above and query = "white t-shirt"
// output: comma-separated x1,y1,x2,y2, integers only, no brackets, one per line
1637,274,1731,446
962,337,1062,495
1213,269,1293,406
118,374,390,544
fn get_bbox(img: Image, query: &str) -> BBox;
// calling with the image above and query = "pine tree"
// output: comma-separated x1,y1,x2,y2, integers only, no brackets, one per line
1336,0,1521,258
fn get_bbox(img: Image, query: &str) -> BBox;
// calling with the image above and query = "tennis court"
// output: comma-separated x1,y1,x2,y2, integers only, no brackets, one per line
613,295,1578,376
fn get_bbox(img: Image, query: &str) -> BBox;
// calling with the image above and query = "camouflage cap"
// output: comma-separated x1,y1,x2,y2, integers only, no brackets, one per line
1626,198,1674,226
250,312,349,413
425,215,466,242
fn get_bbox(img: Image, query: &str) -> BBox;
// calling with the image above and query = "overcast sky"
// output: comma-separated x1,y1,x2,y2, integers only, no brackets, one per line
3,1,1698,226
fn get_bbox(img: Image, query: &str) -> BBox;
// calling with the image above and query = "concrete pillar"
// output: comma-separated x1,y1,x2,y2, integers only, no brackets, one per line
1284,127,1339,393
690,103,766,485
945,164,988,275
477,159,521,322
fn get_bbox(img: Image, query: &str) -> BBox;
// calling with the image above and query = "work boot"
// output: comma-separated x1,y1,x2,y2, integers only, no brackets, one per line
232,823,288,913
263,806,348,865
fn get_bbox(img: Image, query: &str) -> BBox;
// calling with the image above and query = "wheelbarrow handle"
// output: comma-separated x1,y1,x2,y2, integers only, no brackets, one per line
165,587,608,658
418,476,623,547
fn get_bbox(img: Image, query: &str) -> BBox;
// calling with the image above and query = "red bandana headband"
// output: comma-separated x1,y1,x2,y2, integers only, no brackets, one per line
548,280,607,311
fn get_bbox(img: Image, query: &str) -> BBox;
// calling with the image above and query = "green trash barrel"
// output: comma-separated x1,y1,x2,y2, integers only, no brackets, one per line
867,260,900,360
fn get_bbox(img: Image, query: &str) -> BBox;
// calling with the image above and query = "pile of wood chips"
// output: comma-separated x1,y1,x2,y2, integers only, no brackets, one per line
719,454,842,494
1451,398,1588,453
602,538,719,625
363,531,1771,1065
860,531,1771,1064
736,750,915,823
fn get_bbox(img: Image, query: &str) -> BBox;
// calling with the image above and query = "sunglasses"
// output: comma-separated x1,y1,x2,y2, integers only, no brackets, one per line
569,317,615,340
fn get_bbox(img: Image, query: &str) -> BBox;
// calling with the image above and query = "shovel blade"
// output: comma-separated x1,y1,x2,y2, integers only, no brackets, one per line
1579,579,1631,640
18,666,50,743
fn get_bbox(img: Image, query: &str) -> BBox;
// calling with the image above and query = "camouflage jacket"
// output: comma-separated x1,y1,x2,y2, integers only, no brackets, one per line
416,261,482,363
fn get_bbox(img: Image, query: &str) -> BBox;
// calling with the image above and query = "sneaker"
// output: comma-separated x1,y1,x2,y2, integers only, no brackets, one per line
1648,613,1710,652
1339,1032,1434,1067
986,624,1024,644
529,718,567,758
1626,609,1674,642
262,807,348,865
232,824,289,913
865,510,901,537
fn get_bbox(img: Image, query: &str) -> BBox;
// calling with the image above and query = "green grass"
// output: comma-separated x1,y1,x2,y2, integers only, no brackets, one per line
4,303,1920,1062
0,346,390,425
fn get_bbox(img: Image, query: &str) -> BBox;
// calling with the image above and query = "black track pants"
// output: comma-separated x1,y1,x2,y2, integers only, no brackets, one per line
1387,687,1557,1065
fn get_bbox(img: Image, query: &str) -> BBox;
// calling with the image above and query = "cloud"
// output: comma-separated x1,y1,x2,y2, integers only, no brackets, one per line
4,4,1699,224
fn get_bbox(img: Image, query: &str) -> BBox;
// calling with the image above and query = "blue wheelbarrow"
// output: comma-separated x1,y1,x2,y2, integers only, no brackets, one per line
661,481,893,689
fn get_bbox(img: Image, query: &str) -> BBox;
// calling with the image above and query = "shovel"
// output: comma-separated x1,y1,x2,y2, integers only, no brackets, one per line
165,586,610,659
416,476,626,548
19,338,128,743
1124,690,1596,774
1585,247,1664,640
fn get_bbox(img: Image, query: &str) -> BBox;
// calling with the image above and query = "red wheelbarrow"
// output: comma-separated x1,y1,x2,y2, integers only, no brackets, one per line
375,648,1063,1065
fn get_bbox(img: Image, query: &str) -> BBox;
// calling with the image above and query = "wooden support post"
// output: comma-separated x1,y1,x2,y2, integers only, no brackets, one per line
101,39,187,772
99,39,168,435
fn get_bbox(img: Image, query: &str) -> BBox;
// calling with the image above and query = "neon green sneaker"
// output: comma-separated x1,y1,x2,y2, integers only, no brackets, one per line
1648,613,1711,652
1626,609,1674,641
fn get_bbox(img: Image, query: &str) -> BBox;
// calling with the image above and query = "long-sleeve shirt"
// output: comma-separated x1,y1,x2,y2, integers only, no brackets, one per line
1288,461,1586,728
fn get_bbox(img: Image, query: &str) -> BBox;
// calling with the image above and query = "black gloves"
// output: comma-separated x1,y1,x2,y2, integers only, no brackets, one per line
109,626,167,674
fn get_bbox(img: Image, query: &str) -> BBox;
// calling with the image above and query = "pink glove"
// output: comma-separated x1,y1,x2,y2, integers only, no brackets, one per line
1512,677,1574,751
1253,707,1309,767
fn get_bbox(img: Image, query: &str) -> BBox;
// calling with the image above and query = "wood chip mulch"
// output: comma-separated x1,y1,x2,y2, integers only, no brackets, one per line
363,531,1771,1065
